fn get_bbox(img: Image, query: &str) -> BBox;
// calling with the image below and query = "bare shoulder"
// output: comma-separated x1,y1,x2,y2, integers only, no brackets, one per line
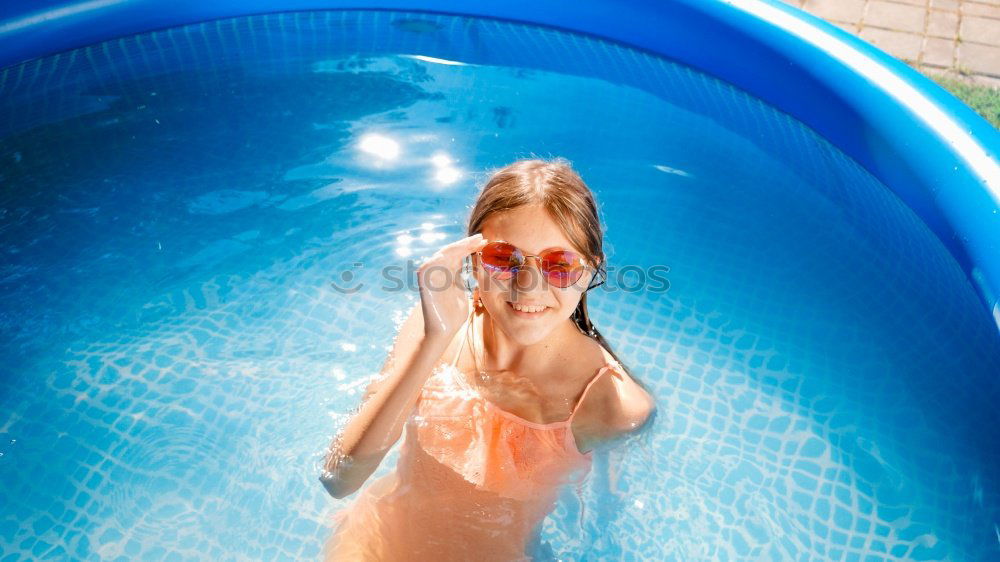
568,333,656,447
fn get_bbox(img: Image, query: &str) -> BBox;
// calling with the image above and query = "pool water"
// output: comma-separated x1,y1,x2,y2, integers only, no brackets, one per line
1,10,999,561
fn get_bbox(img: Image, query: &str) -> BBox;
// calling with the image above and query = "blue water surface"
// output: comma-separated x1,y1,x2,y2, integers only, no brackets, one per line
1,10,999,561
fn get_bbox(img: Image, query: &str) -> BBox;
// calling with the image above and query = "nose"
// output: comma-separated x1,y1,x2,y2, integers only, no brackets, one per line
513,256,547,292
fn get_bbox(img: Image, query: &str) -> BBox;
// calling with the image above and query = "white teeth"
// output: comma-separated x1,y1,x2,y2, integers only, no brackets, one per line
510,303,547,313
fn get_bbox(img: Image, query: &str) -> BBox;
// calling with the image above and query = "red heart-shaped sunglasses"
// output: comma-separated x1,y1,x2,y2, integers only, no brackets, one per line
473,240,598,289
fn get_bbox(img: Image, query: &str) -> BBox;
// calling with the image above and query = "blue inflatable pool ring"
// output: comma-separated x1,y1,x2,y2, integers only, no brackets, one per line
1,1,998,560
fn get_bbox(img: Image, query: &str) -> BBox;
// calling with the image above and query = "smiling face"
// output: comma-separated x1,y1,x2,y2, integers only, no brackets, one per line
472,204,595,346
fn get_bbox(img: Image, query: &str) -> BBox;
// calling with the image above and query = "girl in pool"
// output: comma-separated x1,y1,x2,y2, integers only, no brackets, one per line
319,157,656,561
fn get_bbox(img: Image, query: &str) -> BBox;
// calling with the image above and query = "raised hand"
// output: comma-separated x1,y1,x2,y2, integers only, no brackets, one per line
417,233,488,341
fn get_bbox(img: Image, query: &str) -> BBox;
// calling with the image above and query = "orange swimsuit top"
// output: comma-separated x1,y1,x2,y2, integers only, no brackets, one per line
409,309,624,502
323,309,627,561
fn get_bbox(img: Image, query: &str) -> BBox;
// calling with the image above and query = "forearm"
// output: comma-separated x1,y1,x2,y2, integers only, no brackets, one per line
320,333,451,498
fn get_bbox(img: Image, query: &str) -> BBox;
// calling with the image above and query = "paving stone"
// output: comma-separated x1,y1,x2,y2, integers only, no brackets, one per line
972,74,1000,87
961,2,1000,18
917,67,998,100
830,20,861,34
957,41,1000,74
860,27,925,61
959,16,1000,46
795,0,998,86
914,64,953,80
922,37,957,66
801,0,866,23
919,65,968,79
865,0,927,33
935,71,994,91
925,67,1000,89
928,10,960,38
931,0,960,10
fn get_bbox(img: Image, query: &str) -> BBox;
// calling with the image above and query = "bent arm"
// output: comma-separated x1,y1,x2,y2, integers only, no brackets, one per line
577,366,656,454
319,302,451,499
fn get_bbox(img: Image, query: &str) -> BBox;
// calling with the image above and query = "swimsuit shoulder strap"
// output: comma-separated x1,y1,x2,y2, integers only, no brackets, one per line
567,360,623,422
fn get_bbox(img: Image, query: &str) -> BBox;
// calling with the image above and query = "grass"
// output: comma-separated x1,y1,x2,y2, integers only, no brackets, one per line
923,72,1000,130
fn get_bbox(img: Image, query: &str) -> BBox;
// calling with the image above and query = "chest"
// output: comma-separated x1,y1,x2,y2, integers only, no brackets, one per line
465,368,579,425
